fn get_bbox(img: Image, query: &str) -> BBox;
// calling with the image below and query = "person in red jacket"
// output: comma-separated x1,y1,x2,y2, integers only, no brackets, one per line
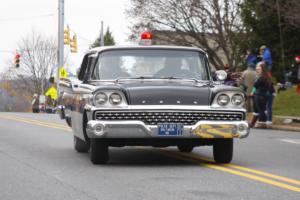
295,56,300,94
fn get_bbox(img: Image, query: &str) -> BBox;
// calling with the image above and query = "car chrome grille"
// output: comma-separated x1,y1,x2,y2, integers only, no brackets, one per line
94,110,244,125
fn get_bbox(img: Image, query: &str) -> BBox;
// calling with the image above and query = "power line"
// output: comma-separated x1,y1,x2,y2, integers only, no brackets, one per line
0,48,57,54
66,25,93,43
0,50,14,53
0,14,55,22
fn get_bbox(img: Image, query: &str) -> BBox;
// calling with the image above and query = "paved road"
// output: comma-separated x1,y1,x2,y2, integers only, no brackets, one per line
0,112,299,200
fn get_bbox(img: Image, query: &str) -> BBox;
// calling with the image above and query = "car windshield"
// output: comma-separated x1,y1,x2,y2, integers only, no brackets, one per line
92,49,209,80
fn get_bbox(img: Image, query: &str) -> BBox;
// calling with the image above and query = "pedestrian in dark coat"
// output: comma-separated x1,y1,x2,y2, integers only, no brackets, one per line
32,94,40,113
250,62,274,128
245,49,257,69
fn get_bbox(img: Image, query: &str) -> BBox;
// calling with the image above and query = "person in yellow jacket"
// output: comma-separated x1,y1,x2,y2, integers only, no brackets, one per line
45,85,58,113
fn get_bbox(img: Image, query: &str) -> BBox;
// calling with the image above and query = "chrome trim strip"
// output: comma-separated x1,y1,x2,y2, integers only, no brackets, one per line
86,120,250,139
86,104,246,112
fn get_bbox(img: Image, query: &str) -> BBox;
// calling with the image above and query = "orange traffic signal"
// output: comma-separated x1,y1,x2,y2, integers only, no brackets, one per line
64,26,70,45
70,35,77,53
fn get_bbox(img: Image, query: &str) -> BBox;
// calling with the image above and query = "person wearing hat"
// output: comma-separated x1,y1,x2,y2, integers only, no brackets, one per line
259,45,273,72
245,49,257,69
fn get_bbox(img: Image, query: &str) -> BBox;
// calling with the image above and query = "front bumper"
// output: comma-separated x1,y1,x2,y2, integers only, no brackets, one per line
86,120,250,139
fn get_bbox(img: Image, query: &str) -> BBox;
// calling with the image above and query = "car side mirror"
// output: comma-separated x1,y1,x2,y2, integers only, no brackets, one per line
83,72,91,83
215,70,227,81
76,68,80,79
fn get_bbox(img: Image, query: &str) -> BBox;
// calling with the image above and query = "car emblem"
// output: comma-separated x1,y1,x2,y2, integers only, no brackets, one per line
194,101,198,104
142,100,146,104
177,101,181,104
159,100,164,104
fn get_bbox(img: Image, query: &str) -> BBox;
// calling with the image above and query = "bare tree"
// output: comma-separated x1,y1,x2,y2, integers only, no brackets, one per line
7,30,58,96
127,0,245,69
281,0,300,28
0,73,32,112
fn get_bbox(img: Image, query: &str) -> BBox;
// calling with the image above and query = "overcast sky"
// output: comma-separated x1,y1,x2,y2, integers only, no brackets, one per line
0,0,132,73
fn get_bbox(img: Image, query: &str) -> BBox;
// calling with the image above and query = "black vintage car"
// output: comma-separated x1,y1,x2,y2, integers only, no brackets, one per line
58,44,249,164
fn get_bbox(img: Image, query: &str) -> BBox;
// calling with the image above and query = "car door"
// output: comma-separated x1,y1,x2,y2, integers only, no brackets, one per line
70,53,97,140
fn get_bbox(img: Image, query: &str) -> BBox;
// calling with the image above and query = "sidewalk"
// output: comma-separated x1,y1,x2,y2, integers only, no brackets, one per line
270,124,300,132
271,115,300,132
248,114,300,132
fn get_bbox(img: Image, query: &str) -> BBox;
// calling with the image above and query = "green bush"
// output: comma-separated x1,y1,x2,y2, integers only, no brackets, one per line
273,86,300,117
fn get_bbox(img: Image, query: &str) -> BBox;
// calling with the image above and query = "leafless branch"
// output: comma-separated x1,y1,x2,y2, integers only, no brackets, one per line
127,0,244,69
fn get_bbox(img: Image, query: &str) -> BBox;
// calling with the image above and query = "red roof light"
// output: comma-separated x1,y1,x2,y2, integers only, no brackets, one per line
141,31,153,40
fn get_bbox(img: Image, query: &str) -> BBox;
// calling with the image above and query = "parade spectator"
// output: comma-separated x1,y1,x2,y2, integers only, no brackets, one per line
250,62,273,128
239,63,256,112
245,49,257,69
266,79,276,127
295,56,300,94
31,94,40,113
259,45,273,72
223,64,237,86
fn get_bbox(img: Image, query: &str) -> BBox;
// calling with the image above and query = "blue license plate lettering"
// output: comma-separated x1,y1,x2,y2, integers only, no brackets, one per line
158,123,183,136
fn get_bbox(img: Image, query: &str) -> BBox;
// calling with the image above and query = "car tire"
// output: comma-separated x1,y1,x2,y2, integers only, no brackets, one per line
213,139,233,164
177,145,194,153
90,139,109,164
74,136,90,153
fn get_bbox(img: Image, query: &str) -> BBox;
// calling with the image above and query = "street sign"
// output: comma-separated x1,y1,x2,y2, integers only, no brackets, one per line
59,67,68,79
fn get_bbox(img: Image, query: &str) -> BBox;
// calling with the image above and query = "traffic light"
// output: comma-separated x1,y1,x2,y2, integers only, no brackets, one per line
70,35,78,53
64,26,70,45
14,53,21,68
49,76,55,84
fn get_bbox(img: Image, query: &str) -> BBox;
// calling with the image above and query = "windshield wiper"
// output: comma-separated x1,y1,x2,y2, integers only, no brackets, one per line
115,76,160,82
159,76,204,83
115,76,209,85
162,77,213,87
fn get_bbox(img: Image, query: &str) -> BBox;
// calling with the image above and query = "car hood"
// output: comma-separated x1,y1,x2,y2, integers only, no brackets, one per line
93,81,211,106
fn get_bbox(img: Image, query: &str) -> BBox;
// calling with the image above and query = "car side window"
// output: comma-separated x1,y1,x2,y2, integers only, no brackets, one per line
78,54,89,81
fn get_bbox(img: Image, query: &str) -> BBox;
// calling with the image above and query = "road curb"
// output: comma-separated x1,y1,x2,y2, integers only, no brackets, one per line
270,125,300,132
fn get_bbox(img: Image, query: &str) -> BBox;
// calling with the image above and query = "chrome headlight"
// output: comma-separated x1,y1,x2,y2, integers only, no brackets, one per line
231,94,244,106
217,94,230,106
109,93,122,105
94,92,108,106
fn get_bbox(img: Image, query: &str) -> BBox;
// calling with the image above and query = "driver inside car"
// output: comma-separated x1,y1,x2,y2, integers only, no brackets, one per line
154,57,194,78
99,56,130,79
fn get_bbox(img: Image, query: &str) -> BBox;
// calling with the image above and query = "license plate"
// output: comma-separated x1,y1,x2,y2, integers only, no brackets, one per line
158,123,183,136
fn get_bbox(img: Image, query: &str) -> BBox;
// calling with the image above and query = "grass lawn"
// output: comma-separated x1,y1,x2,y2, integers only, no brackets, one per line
273,86,300,117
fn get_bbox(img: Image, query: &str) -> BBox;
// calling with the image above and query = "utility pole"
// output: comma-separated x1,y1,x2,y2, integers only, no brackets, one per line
276,0,285,71
57,0,64,95
100,21,104,46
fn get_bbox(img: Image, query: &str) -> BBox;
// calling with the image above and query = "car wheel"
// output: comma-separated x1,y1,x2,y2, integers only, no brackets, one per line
74,136,90,153
177,145,194,153
213,139,233,164
90,139,109,164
